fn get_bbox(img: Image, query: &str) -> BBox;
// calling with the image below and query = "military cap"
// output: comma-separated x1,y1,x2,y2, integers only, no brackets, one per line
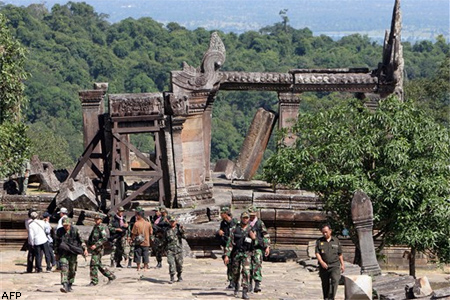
93,213,103,219
118,206,125,212
62,218,71,225
133,206,143,212
152,206,160,211
241,212,250,218
168,215,176,222
247,206,258,215
220,207,230,214
160,207,168,213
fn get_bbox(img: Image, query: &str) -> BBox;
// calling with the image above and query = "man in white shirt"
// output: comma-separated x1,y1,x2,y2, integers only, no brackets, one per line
28,212,52,272
56,207,69,230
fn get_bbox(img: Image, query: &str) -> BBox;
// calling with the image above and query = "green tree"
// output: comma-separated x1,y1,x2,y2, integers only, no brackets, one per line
27,122,73,169
263,97,450,274
0,13,30,177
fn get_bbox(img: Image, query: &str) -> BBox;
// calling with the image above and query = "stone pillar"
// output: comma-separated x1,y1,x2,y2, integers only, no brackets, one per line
233,108,276,180
203,100,213,182
351,190,382,276
163,125,176,208
79,84,106,178
171,116,191,207
278,92,301,147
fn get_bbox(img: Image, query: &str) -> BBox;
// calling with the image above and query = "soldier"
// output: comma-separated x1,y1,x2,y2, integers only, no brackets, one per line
216,207,238,289
224,212,256,299
87,214,116,286
108,206,128,268
315,224,345,300
165,215,186,283
54,218,87,293
152,207,170,268
248,206,271,293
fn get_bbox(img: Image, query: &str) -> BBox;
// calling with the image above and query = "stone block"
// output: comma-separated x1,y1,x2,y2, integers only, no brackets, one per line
344,275,372,300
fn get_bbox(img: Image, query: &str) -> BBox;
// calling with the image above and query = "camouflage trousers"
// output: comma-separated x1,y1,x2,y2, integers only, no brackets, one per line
123,240,134,261
167,250,183,276
110,237,125,263
251,248,263,282
152,236,165,263
231,251,252,289
90,251,115,285
60,254,77,284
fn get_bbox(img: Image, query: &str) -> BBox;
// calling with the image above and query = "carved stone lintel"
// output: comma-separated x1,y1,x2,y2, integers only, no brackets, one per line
109,93,164,117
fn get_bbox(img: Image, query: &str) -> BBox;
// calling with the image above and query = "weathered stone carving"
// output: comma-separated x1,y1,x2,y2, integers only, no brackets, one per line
166,93,188,116
171,32,225,92
351,190,382,276
109,93,164,117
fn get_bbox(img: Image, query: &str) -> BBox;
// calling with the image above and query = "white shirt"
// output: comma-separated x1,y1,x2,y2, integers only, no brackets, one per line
28,220,48,246
44,221,53,243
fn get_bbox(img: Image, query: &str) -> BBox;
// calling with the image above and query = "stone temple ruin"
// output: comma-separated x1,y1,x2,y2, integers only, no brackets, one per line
2,0,420,275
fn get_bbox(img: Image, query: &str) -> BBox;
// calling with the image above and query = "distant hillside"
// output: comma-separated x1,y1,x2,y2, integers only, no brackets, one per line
4,0,449,43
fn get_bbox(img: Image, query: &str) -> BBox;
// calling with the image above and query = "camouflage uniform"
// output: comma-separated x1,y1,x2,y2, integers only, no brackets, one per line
54,219,86,292
108,208,128,267
225,212,255,297
87,221,115,285
217,207,238,284
165,216,186,282
152,209,169,267
250,218,270,282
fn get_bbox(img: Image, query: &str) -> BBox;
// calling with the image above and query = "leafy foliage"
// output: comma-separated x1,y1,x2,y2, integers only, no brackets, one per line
0,13,30,177
263,97,450,263
0,2,448,172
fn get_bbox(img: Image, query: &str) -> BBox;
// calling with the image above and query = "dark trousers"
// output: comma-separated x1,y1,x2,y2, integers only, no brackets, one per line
34,242,52,272
319,265,341,300
26,245,35,273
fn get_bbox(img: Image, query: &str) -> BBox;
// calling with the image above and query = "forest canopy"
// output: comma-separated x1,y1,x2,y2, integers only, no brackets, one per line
0,1,448,170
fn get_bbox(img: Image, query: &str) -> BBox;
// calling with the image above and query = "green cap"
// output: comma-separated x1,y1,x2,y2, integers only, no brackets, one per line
160,207,168,213
93,213,103,219
118,206,125,212
247,206,258,215
168,215,176,222
62,218,71,225
220,207,230,213
133,206,143,212
241,212,250,218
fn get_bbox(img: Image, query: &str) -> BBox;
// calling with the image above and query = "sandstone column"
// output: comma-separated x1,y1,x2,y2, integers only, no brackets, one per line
351,190,382,276
278,92,301,147
79,83,107,178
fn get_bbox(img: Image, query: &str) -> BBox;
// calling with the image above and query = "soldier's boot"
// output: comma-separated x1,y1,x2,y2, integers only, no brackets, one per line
233,283,240,297
177,272,183,282
107,274,116,285
116,262,123,268
242,288,249,299
254,281,261,293
127,259,132,268
156,261,162,268
68,283,73,292
227,281,235,289
248,280,253,294
60,283,70,293
169,274,175,284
